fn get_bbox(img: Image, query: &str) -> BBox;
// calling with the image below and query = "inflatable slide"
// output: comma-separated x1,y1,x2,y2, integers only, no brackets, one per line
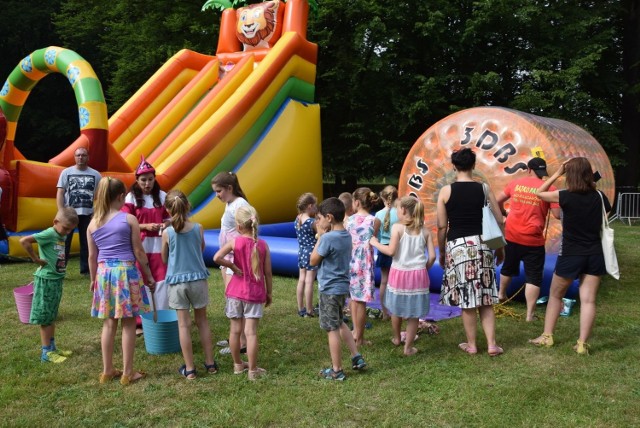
0,0,321,263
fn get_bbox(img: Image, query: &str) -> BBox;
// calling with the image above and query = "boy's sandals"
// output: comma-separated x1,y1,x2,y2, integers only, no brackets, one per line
99,369,123,384
351,354,367,370
528,333,554,347
318,368,346,381
233,361,249,374
573,340,590,355
488,345,504,357
41,351,67,364
120,371,147,385
204,361,219,374
458,343,478,355
178,365,197,380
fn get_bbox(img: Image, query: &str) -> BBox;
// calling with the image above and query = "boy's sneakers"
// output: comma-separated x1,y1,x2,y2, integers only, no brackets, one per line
319,368,346,381
41,350,67,363
351,354,367,370
50,338,73,357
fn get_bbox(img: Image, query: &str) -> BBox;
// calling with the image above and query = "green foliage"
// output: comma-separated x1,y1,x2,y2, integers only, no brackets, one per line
54,0,219,114
1,223,640,425
0,0,632,182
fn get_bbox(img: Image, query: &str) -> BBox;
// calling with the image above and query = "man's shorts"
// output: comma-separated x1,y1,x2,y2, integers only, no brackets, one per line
168,279,209,310
319,293,347,332
30,276,63,325
555,254,606,279
225,297,264,319
500,241,545,287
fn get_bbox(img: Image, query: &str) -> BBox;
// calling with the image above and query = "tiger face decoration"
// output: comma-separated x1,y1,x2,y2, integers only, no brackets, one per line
236,1,281,50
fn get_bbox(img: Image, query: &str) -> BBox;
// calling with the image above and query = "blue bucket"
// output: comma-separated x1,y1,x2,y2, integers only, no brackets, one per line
141,310,181,355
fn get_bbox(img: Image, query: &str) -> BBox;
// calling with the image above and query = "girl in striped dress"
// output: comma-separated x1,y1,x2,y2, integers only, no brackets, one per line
370,196,435,356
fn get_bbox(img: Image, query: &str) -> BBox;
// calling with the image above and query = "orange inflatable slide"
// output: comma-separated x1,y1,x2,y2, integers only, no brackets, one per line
0,0,323,257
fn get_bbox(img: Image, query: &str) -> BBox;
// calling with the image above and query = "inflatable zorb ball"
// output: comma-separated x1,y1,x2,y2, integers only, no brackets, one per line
398,106,615,254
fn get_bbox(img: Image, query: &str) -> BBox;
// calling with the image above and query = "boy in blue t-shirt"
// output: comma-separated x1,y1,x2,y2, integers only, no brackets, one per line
20,207,78,363
310,197,366,381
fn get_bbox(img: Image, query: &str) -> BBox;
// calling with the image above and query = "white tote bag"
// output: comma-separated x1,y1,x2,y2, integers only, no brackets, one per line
598,192,620,280
481,183,507,250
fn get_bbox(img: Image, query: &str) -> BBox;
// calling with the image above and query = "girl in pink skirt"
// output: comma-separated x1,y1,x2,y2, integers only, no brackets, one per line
370,196,435,356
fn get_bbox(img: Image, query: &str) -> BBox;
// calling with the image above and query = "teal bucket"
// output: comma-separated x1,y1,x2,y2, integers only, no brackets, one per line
141,310,181,355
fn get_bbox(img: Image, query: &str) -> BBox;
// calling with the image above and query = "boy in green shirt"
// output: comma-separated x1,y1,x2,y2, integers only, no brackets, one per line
20,207,79,363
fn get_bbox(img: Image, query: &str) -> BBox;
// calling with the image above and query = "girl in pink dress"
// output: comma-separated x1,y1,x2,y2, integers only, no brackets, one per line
213,205,273,380
346,187,379,347
122,157,170,316
211,172,250,354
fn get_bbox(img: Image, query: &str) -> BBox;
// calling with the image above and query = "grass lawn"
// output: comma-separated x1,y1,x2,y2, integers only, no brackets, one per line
1,223,639,427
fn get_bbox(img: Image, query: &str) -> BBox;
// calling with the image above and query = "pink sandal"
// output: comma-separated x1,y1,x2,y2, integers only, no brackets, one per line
458,342,478,355
488,345,504,357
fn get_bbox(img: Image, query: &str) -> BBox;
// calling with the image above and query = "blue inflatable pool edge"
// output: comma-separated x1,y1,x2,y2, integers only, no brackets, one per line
202,222,578,299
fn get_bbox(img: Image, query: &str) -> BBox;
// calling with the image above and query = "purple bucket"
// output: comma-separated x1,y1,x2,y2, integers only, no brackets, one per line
14,283,34,324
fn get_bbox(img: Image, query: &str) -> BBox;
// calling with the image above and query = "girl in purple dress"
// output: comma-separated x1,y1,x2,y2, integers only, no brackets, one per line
88,177,155,385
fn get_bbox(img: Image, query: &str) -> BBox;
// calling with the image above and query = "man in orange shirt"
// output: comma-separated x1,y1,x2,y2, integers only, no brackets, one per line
496,158,562,321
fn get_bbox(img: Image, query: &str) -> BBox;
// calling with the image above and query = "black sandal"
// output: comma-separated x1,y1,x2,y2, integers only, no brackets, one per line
178,364,197,380
204,361,219,374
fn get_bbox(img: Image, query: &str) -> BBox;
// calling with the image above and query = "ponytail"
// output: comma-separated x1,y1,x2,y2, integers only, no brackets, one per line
398,196,424,232
235,205,262,280
165,189,190,232
93,177,126,226
379,185,398,233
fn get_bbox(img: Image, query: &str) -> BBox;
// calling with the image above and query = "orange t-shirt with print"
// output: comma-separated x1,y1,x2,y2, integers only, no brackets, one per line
503,176,559,246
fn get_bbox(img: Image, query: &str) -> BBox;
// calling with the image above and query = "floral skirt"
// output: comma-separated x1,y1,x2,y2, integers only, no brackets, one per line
91,259,150,319
439,235,498,309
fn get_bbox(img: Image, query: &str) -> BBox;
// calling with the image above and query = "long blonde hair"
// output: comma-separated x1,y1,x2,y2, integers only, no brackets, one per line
379,185,398,233
93,177,126,226
235,205,261,280
165,189,190,232
398,196,424,233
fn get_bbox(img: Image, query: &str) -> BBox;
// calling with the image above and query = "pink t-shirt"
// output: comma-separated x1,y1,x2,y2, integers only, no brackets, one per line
503,176,559,246
225,236,268,303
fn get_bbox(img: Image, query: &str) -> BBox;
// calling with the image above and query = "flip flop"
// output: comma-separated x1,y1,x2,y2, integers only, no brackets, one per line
99,369,123,384
120,371,147,385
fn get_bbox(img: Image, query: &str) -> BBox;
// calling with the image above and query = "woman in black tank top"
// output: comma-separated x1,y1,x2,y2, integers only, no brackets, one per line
436,148,505,356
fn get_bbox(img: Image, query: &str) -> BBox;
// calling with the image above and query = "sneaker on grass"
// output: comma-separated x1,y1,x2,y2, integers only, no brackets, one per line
319,368,346,381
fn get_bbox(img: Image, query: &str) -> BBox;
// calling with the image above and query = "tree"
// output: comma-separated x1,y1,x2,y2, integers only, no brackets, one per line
0,0,78,162
618,0,640,189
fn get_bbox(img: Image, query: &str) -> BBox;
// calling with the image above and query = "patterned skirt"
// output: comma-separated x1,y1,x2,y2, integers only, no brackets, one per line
439,235,498,309
91,259,150,319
